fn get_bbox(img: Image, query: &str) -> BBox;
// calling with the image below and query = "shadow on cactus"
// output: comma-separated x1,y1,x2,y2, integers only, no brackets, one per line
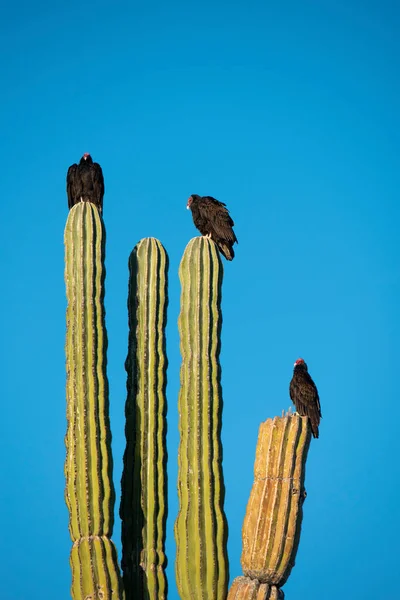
120,238,169,600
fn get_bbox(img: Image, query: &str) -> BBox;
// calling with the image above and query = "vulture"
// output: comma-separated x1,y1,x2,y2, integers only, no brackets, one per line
187,194,238,260
66,153,104,212
289,358,322,438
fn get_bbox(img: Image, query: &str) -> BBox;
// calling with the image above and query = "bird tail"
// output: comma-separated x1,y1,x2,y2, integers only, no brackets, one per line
218,242,234,261
310,419,319,438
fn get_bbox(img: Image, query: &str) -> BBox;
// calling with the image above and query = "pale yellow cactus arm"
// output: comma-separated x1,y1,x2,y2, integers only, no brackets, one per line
241,415,310,587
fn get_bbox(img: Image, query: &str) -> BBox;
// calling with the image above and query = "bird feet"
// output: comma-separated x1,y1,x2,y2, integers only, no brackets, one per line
282,407,298,417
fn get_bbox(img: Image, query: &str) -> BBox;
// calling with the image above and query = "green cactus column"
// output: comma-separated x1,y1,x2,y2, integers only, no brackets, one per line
174,237,229,600
230,415,310,598
64,202,124,600
120,238,168,600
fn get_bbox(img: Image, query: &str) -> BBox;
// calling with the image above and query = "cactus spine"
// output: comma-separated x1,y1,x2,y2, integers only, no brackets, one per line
120,238,168,600
237,415,310,595
64,202,123,600
174,237,229,600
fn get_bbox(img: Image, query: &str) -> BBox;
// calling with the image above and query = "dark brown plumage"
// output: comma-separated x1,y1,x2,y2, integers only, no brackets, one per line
67,153,105,212
187,194,238,260
289,358,322,438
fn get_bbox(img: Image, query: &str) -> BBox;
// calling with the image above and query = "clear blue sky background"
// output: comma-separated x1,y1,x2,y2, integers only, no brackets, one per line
1,1,398,598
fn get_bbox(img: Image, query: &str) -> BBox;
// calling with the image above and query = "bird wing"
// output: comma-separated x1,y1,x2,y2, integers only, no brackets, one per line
290,370,321,438
93,163,105,208
290,373,321,418
199,197,238,243
66,164,78,209
303,371,322,417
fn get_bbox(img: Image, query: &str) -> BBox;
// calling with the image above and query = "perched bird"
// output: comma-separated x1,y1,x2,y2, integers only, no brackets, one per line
187,194,238,260
289,358,322,438
66,153,105,212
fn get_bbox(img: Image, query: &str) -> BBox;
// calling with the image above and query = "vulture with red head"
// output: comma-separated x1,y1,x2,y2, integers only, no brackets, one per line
187,194,238,260
67,153,104,212
289,358,322,438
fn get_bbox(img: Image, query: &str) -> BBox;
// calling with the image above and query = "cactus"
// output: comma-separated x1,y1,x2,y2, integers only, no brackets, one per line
64,202,124,600
63,199,318,600
239,415,311,592
174,237,229,600
227,576,284,600
120,238,168,600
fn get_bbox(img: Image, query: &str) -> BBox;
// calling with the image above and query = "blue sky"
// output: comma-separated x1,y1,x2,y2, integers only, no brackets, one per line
1,1,399,598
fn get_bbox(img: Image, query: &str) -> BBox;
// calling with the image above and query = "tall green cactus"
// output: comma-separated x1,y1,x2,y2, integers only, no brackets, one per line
120,238,168,600
64,202,124,600
174,237,229,600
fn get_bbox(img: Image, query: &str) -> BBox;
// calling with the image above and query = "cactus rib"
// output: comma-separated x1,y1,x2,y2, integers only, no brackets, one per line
120,238,168,600
174,237,228,600
64,202,123,599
